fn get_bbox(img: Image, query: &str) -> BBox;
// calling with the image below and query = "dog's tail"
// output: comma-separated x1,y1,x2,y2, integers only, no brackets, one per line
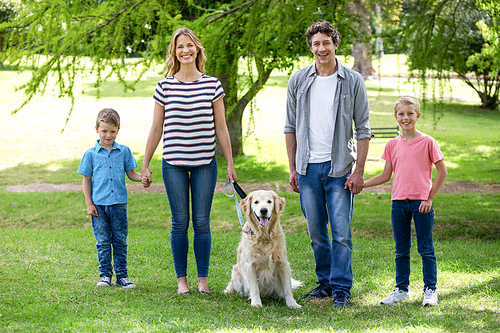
291,278,304,290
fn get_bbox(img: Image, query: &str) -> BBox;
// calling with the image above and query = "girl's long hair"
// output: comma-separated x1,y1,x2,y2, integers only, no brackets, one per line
165,28,207,77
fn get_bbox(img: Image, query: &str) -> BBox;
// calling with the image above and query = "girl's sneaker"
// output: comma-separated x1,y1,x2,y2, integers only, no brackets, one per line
97,276,112,287
380,287,410,305
115,277,137,289
422,288,438,306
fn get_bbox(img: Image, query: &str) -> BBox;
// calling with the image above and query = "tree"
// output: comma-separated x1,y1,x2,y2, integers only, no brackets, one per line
466,0,500,109
0,0,17,68
350,0,401,79
400,0,499,109
0,0,364,155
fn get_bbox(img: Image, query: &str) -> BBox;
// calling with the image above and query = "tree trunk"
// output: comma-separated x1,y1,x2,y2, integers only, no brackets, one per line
351,0,375,79
215,50,278,156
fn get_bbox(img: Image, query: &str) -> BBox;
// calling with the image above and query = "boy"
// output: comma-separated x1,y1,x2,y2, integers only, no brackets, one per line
78,108,142,288
362,96,447,306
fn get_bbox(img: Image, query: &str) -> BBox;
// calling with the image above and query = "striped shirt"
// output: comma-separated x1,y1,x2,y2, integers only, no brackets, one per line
153,74,225,167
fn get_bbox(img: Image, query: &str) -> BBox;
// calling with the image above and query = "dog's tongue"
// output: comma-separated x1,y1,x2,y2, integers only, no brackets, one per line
259,217,270,227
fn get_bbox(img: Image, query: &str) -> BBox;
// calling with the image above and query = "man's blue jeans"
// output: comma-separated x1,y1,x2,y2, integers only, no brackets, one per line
391,199,437,292
298,162,354,296
92,203,129,278
162,158,217,278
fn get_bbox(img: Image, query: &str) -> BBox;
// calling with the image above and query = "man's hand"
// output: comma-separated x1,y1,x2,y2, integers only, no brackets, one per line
345,171,364,194
289,170,300,193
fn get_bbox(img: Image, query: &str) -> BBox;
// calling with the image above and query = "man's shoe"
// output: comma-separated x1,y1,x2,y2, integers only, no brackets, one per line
380,287,410,305
422,288,438,306
332,291,350,308
302,282,333,299
115,277,137,289
96,276,112,287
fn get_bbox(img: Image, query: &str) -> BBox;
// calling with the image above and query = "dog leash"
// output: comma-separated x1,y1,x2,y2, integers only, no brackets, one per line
224,180,254,235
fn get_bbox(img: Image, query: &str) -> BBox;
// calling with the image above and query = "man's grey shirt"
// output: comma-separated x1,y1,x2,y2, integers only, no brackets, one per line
284,59,371,178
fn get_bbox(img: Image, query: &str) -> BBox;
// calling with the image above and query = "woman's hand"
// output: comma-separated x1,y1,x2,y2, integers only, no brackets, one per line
227,164,237,183
141,166,152,188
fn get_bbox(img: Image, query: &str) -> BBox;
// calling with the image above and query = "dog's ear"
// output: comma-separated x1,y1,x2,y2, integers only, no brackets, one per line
273,192,285,214
240,193,252,215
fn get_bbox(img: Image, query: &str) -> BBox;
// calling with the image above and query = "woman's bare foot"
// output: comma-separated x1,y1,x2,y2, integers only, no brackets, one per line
198,276,210,295
177,276,189,294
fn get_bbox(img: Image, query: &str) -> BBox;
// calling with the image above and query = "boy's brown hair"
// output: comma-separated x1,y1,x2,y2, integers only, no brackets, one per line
96,108,120,128
394,95,421,115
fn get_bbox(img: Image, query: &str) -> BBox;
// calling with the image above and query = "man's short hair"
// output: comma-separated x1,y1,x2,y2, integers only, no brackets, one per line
305,21,341,48
394,96,421,115
96,108,120,128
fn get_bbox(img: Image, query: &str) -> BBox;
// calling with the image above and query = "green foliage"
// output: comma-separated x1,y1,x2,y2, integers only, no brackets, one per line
0,0,182,115
0,0,368,154
400,0,499,110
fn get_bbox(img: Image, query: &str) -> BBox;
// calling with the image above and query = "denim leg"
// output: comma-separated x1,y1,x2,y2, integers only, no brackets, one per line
298,163,332,285
324,170,354,296
391,200,413,292
109,204,129,279
411,201,437,291
190,158,217,277
92,205,113,277
163,160,190,278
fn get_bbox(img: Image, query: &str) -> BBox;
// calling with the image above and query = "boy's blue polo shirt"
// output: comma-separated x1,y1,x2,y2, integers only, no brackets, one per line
78,140,138,205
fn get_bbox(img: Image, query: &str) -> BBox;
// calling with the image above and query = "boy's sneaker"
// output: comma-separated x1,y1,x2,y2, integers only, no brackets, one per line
115,277,137,289
97,276,112,287
422,288,438,306
302,282,333,299
380,287,410,305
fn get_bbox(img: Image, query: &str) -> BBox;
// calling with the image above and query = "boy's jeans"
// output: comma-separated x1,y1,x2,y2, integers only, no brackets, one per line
391,199,437,292
162,158,217,278
92,203,129,279
298,162,354,296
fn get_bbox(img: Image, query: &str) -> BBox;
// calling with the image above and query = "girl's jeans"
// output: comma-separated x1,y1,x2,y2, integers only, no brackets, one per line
162,158,217,278
92,203,129,278
391,199,437,292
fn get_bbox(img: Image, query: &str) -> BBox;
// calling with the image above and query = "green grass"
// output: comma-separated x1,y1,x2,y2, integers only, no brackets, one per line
1,55,500,332
1,228,499,332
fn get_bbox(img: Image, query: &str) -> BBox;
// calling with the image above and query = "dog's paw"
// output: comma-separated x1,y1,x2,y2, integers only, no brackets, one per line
250,301,262,307
287,302,302,309
286,299,302,309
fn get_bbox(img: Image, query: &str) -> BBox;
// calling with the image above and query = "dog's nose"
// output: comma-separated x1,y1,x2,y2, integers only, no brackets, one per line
260,208,268,216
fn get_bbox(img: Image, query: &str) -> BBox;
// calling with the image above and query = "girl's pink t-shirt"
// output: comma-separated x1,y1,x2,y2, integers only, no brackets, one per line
382,134,444,200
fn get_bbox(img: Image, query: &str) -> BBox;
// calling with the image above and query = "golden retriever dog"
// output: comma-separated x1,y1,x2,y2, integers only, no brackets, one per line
224,190,302,308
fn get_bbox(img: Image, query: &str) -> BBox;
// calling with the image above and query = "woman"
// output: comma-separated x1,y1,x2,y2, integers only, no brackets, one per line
141,28,237,295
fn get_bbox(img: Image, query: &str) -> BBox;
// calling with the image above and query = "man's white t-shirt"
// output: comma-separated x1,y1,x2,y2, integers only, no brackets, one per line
309,72,338,163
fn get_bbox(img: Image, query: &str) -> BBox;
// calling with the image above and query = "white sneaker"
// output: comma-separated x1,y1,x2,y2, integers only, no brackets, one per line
380,287,410,305
97,276,112,287
422,288,438,306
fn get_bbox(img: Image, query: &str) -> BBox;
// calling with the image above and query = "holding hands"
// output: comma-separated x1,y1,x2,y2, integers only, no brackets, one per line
141,166,152,188
344,171,364,195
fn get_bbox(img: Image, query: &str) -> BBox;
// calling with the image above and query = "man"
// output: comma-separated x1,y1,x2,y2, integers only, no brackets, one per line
284,21,371,308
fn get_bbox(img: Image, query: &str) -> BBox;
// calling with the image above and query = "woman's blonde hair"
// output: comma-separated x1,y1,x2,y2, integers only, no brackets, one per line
165,28,207,77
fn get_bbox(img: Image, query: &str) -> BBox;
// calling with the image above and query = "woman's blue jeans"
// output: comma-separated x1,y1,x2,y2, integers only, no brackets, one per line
162,158,217,278
298,162,354,296
391,199,437,292
91,203,129,279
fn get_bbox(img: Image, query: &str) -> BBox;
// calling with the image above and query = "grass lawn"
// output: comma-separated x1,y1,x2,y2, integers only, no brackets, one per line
1,55,499,332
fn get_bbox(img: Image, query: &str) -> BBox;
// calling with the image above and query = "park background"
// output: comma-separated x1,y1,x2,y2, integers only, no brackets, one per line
1,0,500,332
